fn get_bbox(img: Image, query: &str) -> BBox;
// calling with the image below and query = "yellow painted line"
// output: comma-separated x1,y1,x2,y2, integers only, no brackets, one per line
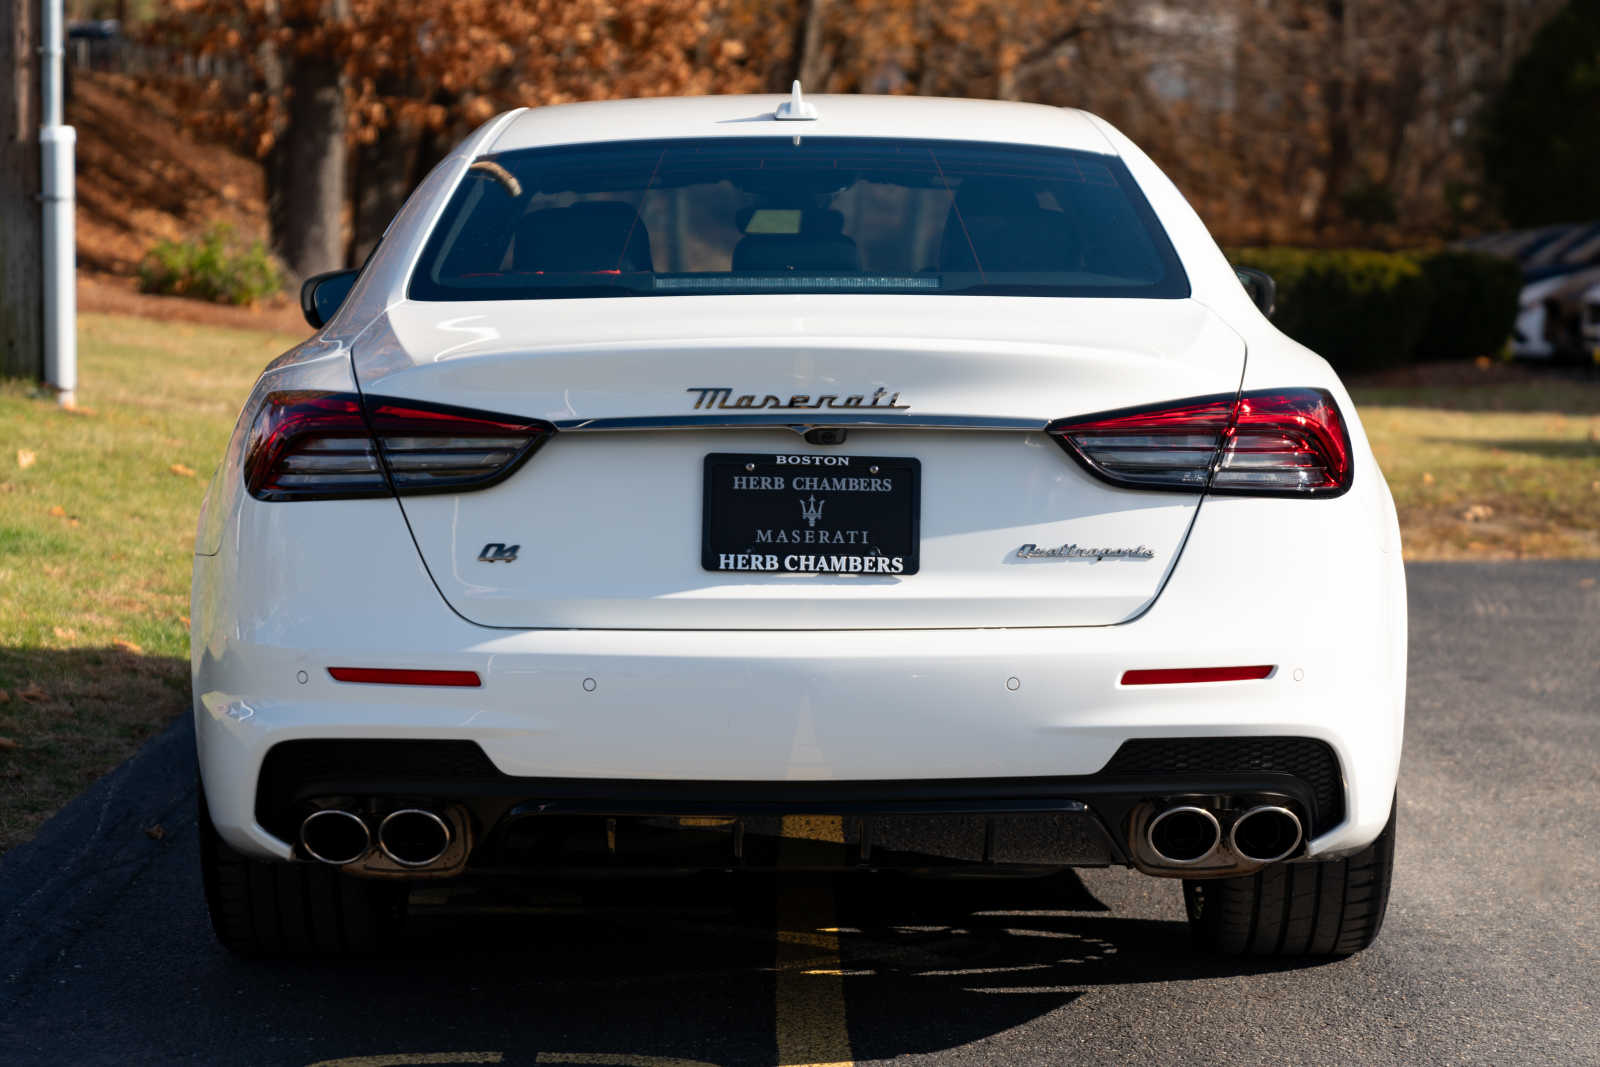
775,815,854,1067
780,814,847,844
304,1054,503,1067
535,1054,721,1066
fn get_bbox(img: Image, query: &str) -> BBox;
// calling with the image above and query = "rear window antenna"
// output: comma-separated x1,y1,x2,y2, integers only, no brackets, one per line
775,80,819,121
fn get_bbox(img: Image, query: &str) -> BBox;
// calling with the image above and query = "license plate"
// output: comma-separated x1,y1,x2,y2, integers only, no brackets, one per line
702,453,920,575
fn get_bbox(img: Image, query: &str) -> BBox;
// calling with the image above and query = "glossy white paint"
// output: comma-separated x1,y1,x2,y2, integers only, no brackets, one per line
192,94,1406,870
487,93,1113,156
365,297,1245,628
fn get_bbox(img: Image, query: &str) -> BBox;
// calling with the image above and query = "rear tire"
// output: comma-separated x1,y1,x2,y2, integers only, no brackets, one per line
1183,795,1395,958
198,786,406,957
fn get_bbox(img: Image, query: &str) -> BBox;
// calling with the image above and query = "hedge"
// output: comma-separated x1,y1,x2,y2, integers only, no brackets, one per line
1413,250,1524,362
1227,247,1521,373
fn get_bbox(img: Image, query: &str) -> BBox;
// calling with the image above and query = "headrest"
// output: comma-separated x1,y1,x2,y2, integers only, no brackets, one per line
952,178,1044,216
512,202,653,273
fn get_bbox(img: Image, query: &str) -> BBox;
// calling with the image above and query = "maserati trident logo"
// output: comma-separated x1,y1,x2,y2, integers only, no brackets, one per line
687,386,909,411
799,495,826,528
478,542,520,563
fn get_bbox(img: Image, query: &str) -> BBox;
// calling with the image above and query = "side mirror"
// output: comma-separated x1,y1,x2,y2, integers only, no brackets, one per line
299,269,359,329
1235,267,1277,318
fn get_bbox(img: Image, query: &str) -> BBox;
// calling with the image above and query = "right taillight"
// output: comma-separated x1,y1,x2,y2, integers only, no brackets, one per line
243,391,551,501
1048,388,1353,497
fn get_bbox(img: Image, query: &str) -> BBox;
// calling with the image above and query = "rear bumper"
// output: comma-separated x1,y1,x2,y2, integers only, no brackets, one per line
193,463,1406,868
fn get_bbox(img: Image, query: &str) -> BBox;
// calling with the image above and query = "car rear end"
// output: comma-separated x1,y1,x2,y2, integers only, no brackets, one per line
192,96,1404,957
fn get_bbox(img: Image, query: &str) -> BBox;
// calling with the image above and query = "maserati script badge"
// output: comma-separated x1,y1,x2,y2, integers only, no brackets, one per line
1016,543,1155,561
687,386,908,411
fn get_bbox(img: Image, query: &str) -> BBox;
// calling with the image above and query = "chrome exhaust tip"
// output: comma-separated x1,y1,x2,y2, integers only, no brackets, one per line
1146,805,1222,865
377,808,453,868
1229,805,1304,864
300,808,372,866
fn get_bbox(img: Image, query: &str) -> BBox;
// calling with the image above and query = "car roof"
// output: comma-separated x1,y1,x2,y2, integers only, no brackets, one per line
486,94,1116,157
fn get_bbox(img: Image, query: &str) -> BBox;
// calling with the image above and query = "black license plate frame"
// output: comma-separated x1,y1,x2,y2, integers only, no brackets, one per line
702,452,921,575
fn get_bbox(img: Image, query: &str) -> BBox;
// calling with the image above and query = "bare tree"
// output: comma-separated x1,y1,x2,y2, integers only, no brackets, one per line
1,0,43,378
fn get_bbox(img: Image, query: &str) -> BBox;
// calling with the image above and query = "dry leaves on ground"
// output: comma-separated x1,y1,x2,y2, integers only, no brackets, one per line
0,737,19,751
113,639,144,654
17,684,48,703
17,449,37,469
169,463,196,478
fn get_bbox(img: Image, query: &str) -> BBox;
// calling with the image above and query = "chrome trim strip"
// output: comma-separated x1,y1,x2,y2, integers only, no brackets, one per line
553,414,1046,433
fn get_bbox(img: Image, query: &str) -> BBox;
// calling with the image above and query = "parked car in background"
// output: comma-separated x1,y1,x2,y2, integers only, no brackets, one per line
1582,279,1600,361
1468,222,1600,360
192,89,1407,961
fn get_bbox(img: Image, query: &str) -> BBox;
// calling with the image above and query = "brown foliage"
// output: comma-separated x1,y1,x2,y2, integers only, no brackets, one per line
142,0,1569,250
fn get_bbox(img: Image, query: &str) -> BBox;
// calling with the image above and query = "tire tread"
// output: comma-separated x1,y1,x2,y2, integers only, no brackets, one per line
1184,796,1395,959
198,788,403,957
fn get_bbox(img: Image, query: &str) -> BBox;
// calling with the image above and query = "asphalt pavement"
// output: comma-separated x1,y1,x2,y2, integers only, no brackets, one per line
1,561,1596,1066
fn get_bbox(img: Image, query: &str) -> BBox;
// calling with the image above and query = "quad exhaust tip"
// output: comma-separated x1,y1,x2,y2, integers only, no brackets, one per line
300,808,372,866
1146,805,1222,865
378,808,453,868
1229,805,1304,863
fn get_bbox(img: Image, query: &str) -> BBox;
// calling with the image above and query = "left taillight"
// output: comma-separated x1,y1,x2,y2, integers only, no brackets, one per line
243,391,552,501
1048,387,1353,497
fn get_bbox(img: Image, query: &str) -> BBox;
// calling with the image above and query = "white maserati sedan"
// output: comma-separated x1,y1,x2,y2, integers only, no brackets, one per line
191,88,1406,959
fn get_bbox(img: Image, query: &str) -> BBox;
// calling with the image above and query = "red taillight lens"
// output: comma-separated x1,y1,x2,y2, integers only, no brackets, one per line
1121,665,1275,685
243,391,551,501
1048,388,1353,497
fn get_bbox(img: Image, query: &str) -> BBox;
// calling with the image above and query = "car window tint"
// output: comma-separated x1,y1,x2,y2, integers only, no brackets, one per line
410,137,1189,300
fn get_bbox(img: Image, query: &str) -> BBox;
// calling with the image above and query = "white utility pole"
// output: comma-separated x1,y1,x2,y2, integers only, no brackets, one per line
40,0,76,407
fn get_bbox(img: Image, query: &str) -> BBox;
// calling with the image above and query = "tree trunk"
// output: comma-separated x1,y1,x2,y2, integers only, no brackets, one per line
1314,0,1352,234
267,7,349,281
0,0,42,379
348,120,421,266
796,0,831,88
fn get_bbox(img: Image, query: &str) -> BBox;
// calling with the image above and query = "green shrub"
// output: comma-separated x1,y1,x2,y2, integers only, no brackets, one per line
1229,248,1432,374
137,223,283,306
1412,249,1523,361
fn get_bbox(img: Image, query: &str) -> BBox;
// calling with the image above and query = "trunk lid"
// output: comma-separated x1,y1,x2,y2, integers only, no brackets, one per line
354,294,1243,629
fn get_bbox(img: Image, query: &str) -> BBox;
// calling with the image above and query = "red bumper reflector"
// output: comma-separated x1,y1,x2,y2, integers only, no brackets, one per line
327,667,482,687
1121,665,1274,685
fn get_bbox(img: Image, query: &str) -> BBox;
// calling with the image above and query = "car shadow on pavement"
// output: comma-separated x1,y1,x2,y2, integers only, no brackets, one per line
203,868,1332,1066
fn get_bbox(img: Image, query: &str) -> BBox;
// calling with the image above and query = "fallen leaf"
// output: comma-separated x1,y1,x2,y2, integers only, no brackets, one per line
52,626,78,641
0,737,18,751
0,690,8,703
63,406,96,417
1461,504,1494,522
48,505,66,517
1421,472,1435,486
17,684,47,703
169,463,197,478
1467,541,1488,552
113,638,143,654
144,824,166,841
179,614,191,627
16,449,36,470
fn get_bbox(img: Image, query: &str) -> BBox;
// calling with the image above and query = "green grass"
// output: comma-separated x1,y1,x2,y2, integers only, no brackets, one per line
0,313,302,850
1351,379,1600,559
0,315,1595,851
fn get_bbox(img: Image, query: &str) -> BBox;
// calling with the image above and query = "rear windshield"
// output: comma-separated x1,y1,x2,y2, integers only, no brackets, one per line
409,136,1188,300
